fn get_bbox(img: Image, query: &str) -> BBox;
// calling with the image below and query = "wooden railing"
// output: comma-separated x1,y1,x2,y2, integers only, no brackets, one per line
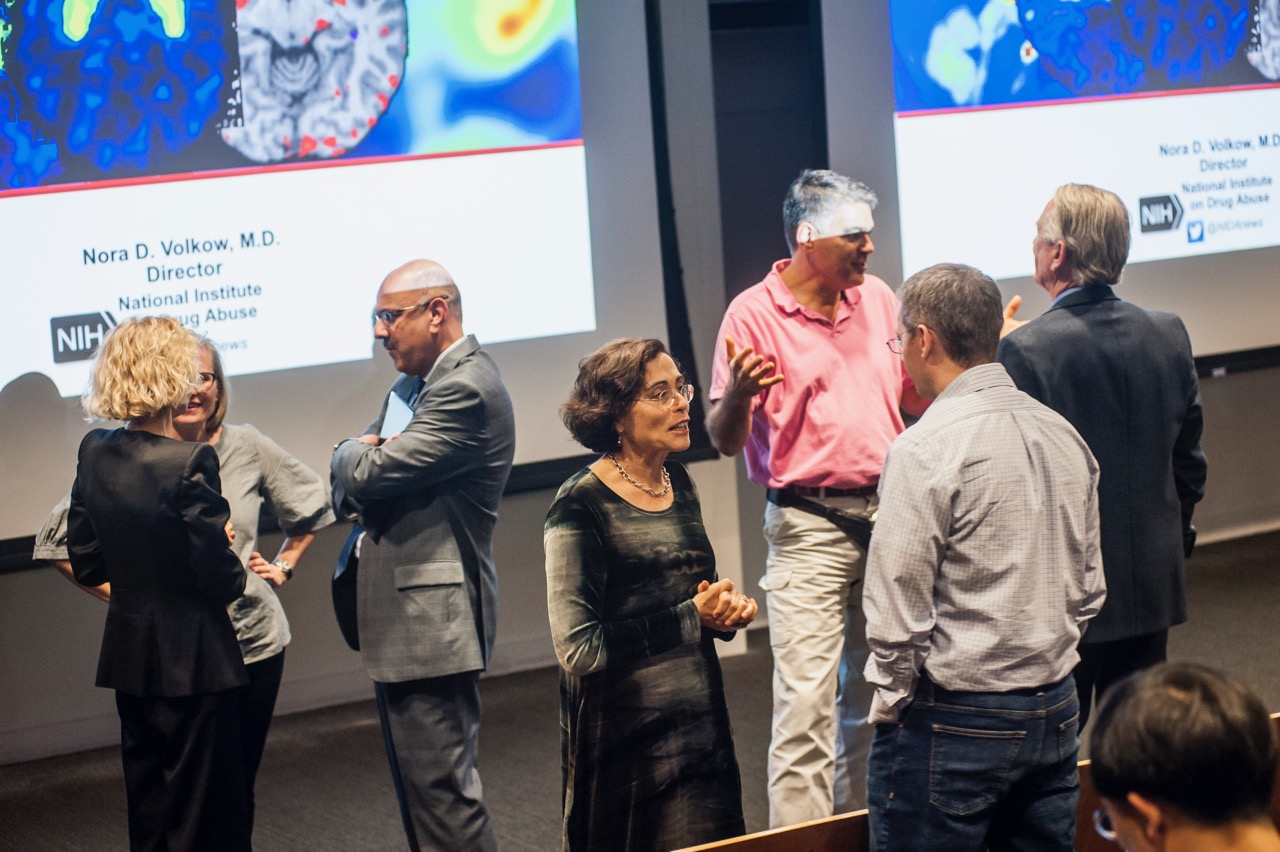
677,713,1280,852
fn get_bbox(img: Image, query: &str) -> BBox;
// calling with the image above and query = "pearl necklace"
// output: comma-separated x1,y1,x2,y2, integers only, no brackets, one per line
606,453,671,498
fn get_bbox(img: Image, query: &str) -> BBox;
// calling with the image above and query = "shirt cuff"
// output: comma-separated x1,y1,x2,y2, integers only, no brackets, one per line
870,689,906,725
33,544,70,561
678,600,700,643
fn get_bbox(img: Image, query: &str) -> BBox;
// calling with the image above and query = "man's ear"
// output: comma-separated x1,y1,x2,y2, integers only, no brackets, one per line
915,324,935,359
426,294,449,328
796,222,814,246
1049,239,1068,273
1128,792,1168,844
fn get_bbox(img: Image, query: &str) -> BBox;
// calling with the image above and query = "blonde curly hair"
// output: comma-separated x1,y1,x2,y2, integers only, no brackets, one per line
82,316,200,422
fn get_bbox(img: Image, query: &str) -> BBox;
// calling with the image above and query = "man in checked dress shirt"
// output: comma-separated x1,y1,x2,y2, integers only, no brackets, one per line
863,263,1107,851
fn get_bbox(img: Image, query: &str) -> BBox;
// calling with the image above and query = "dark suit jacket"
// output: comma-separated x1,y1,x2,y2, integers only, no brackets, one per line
331,335,515,683
997,286,1207,643
67,429,248,696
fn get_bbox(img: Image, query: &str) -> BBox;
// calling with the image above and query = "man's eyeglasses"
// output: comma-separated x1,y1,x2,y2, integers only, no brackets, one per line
886,337,904,354
639,383,695,408
196,372,217,390
1092,808,1118,841
372,299,433,327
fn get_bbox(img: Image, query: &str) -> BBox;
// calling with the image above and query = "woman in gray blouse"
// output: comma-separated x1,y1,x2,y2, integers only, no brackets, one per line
35,335,335,832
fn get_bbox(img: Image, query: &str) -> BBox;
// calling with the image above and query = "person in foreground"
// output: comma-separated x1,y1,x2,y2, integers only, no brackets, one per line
707,169,926,825
546,338,757,852
998,184,1207,726
67,316,251,851
37,335,335,830
331,259,514,851
1090,663,1280,852
863,264,1107,851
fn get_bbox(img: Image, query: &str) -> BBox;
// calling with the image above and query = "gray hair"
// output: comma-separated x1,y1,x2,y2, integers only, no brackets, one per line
387,260,464,322
414,265,463,323
899,263,1003,367
1043,184,1131,288
783,169,878,252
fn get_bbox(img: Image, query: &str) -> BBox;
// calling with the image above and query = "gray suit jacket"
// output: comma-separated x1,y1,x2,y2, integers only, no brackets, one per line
997,286,1207,643
331,335,515,682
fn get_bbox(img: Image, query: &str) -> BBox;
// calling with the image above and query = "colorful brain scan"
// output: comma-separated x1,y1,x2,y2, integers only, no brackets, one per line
1249,0,1280,79
1018,0,1251,95
891,0,1270,111
11,0,241,176
221,0,408,163
0,0,584,193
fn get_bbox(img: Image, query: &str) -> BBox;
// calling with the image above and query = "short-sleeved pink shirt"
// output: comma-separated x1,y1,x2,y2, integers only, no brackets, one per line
709,260,910,490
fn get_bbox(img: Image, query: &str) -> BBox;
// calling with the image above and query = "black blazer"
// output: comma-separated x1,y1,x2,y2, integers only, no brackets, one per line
68,429,248,696
997,286,1207,643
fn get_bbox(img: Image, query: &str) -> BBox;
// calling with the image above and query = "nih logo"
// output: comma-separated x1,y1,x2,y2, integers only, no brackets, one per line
50,312,117,364
1138,195,1184,233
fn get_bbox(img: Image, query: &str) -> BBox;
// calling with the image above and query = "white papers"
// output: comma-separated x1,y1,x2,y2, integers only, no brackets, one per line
380,392,414,439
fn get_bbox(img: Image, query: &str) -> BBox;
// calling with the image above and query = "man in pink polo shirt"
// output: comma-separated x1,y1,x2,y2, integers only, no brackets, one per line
708,169,925,828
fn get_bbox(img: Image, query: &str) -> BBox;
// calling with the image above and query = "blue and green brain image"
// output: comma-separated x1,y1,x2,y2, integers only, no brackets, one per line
891,0,1274,111
12,0,238,175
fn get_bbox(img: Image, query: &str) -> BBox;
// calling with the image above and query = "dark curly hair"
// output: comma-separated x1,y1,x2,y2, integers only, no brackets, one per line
561,338,670,453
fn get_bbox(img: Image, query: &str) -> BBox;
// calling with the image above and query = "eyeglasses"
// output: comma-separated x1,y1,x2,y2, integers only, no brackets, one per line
196,372,217,390
886,337,904,354
1092,808,1117,841
372,300,432,327
638,383,695,408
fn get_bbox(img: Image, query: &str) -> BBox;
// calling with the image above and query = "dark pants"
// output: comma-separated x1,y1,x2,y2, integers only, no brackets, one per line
1074,630,1168,728
374,672,497,852
239,650,286,829
116,689,251,852
868,674,1080,852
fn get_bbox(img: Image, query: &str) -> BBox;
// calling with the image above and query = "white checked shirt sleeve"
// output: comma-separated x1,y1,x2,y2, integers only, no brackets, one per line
862,437,947,724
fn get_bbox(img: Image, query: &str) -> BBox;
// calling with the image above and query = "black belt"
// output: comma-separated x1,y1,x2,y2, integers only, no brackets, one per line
766,487,875,550
778,484,877,499
921,669,1071,699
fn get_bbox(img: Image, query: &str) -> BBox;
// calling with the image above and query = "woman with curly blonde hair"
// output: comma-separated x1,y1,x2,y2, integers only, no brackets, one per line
67,316,252,851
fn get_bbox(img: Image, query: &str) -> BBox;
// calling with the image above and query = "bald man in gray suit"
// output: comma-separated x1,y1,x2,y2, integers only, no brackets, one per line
332,259,515,851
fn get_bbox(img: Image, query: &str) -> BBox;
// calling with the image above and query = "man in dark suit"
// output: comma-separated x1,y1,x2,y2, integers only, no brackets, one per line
997,184,1208,726
331,259,515,851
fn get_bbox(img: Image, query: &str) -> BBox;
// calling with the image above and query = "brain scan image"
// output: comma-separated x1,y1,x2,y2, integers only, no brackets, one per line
222,0,408,163
10,0,240,177
1016,0,1252,95
1249,0,1280,79
891,0,1269,111
1,0,582,193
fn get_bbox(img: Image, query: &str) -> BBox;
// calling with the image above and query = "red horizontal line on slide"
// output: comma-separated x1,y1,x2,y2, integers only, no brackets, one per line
0,138,585,200
895,81,1280,119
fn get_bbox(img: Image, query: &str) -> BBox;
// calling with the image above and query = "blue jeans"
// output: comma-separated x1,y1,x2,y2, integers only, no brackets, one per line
868,673,1080,852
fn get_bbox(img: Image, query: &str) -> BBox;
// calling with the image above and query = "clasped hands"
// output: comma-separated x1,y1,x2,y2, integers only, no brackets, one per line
693,578,758,632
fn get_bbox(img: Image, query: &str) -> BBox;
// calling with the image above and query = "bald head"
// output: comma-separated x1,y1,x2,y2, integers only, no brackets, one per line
380,259,463,322
373,259,465,377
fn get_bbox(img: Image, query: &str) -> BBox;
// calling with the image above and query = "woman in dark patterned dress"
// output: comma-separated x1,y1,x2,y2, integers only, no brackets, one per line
545,338,758,852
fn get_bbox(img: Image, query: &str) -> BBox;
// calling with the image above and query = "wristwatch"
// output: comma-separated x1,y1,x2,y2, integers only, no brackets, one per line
272,559,294,581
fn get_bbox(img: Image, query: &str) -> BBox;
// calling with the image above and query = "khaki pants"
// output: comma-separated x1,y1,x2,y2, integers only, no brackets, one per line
761,496,877,828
